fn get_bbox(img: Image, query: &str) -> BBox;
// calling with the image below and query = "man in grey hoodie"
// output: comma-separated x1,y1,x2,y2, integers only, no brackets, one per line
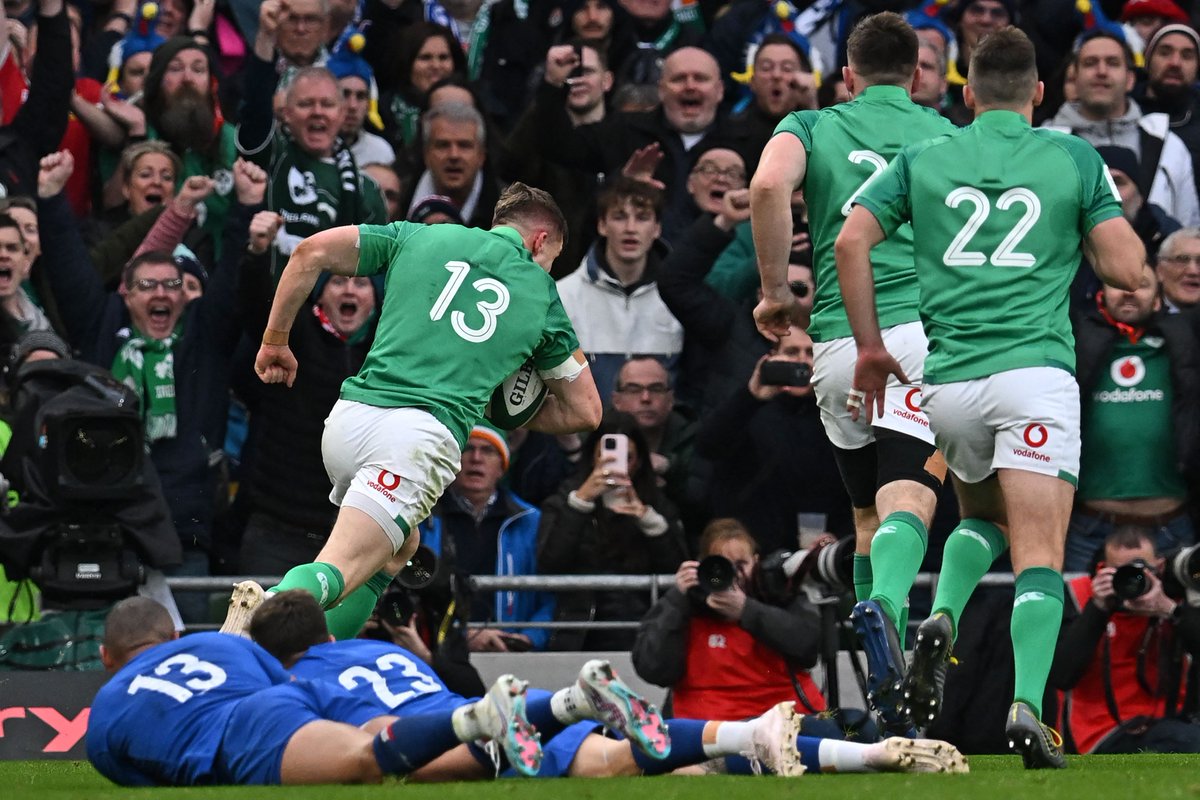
1044,29,1200,227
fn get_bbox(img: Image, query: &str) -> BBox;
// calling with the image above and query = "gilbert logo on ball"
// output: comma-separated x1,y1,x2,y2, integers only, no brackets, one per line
487,361,548,429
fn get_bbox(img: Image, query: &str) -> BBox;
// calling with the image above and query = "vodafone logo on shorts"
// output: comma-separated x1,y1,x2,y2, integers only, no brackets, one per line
892,388,929,427
1023,424,1048,448
367,469,402,502
1013,423,1051,463
1110,356,1145,387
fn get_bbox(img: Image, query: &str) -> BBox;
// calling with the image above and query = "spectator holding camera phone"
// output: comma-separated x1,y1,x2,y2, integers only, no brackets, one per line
1050,525,1200,754
632,518,825,720
694,325,852,554
538,411,687,650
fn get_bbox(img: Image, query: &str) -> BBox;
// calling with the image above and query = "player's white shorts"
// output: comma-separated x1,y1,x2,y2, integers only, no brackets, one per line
812,321,935,450
920,366,1081,485
322,400,462,553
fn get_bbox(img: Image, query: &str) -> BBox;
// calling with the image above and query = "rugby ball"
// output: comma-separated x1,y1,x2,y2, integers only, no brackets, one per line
485,360,548,429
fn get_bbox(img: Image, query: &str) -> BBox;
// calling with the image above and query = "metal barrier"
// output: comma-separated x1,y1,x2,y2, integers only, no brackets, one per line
165,571,1047,632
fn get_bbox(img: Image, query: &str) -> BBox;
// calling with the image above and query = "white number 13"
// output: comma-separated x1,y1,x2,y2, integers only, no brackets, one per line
430,261,511,343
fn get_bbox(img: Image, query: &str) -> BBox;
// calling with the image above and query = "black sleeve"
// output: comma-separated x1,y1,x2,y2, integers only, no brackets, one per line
524,81,610,174
657,214,738,348
194,202,260,356
236,55,278,157
13,10,73,154
630,588,693,687
1049,598,1111,690
694,386,763,459
35,193,111,352
739,594,823,669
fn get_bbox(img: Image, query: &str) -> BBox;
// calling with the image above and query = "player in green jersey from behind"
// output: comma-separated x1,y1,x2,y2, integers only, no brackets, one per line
837,27,1145,769
233,183,602,642
751,11,956,736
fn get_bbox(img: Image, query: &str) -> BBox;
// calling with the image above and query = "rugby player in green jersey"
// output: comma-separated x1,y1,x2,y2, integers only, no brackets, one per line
838,27,1144,768
752,12,956,735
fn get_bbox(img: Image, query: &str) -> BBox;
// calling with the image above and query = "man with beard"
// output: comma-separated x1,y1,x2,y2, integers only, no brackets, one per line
1064,265,1200,572
238,65,385,278
1135,25,1200,202
143,36,238,251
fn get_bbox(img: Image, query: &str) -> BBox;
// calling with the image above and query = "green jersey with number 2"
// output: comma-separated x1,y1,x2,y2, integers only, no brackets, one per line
774,84,957,342
856,110,1123,384
342,222,582,447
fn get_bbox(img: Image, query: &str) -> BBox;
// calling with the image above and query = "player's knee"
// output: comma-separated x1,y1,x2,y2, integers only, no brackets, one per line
875,431,945,506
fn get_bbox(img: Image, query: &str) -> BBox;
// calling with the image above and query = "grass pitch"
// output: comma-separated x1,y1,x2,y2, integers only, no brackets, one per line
7,755,1200,800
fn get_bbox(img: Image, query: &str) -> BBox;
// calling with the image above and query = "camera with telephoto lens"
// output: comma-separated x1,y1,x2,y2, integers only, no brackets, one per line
1110,545,1200,603
754,535,856,600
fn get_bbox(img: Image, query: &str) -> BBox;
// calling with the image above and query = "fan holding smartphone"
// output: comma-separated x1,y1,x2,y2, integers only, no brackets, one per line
542,414,689,649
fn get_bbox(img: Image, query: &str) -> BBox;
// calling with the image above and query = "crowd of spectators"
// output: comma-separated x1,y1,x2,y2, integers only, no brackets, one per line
1,0,1200,739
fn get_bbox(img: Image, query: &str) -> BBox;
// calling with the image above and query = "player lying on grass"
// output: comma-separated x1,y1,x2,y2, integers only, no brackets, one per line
87,596,545,786
251,590,969,778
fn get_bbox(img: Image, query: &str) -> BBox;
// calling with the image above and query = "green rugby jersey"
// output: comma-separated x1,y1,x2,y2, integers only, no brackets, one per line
342,222,581,447
774,84,957,342
856,110,1123,384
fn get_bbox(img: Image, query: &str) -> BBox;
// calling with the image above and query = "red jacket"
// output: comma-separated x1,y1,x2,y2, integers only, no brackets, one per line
1059,575,1183,753
671,614,825,721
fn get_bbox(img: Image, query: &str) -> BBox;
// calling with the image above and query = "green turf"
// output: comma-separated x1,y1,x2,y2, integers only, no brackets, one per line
7,756,1200,800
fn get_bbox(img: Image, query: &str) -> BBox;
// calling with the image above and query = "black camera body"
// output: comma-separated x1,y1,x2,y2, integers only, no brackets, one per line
760,360,813,387
1109,545,1200,603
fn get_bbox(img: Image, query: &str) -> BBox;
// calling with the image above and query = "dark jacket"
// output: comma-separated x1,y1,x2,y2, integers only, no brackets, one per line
36,193,249,549
537,476,687,651
1074,305,1200,478
657,213,767,414
0,9,71,199
527,91,737,241
695,388,853,554
235,252,375,533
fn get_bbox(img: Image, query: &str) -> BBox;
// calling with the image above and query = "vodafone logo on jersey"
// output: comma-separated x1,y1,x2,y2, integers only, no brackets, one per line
1110,356,1145,387
905,388,922,412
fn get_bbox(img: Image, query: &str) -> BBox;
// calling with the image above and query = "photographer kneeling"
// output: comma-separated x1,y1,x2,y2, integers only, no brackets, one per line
1051,525,1200,754
632,519,826,720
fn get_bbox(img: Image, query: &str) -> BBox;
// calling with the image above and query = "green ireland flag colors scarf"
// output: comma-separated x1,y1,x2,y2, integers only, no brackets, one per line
111,325,180,443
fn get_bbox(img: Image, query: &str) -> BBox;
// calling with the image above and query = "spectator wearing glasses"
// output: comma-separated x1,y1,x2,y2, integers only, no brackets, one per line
610,355,699,533
36,151,264,621
1156,228,1200,312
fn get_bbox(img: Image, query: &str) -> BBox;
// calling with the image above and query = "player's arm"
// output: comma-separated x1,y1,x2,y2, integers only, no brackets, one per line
835,206,908,422
255,225,361,386
751,133,808,339
1083,216,1145,292
525,352,603,434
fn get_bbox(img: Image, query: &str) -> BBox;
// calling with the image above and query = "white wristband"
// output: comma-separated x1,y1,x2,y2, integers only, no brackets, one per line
567,490,596,513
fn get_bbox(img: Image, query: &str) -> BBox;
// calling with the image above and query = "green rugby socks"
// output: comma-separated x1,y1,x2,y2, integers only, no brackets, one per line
1010,567,1065,720
930,519,1008,637
269,561,346,609
324,570,395,640
853,553,873,602
868,511,928,628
